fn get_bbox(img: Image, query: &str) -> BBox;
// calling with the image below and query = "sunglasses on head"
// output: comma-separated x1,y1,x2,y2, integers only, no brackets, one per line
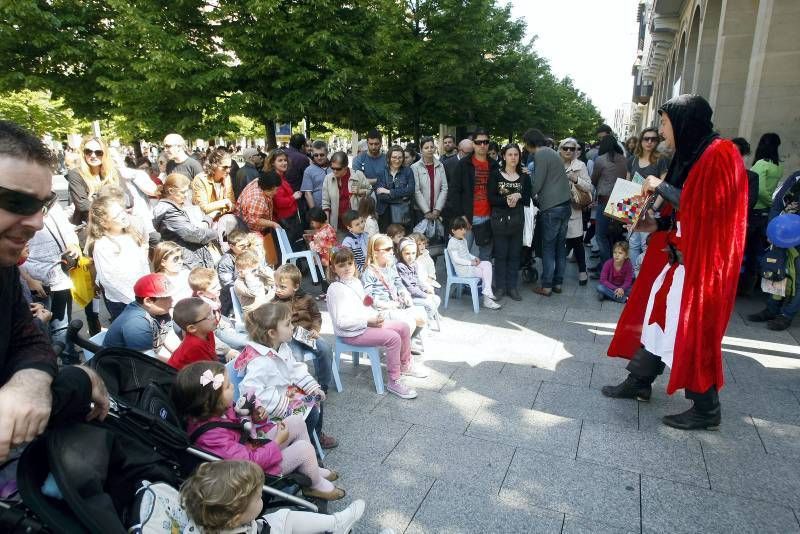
474,139,490,146
642,136,660,142
0,186,58,216
84,149,104,157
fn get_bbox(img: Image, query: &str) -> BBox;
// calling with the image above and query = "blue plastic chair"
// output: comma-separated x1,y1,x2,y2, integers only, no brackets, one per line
230,287,245,326
274,227,325,284
332,338,384,394
83,330,107,361
226,359,325,459
443,249,481,314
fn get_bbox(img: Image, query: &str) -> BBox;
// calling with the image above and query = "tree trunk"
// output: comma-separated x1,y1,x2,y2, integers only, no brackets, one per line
304,115,311,139
264,119,277,150
134,140,144,159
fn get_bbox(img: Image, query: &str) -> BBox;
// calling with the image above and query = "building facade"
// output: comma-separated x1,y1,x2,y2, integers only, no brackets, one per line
630,0,800,170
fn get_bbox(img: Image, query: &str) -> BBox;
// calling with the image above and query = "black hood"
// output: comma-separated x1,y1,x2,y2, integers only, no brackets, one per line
659,94,719,189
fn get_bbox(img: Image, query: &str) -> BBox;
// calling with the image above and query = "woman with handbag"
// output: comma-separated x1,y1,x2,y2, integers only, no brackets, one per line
488,143,531,301
264,149,303,245
559,138,593,285
376,145,415,232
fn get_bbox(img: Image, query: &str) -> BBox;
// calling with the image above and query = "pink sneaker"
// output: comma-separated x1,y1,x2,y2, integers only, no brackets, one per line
387,380,418,399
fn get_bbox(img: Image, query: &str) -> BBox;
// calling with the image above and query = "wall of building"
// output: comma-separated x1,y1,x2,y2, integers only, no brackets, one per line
632,0,800,171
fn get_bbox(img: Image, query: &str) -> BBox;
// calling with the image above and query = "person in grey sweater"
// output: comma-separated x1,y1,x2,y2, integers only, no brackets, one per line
524,129,573,296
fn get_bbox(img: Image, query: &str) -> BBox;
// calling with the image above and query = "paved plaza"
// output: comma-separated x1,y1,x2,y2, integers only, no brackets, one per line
315,261,800,533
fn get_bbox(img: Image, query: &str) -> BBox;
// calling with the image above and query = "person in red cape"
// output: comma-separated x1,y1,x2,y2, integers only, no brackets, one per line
602,95,748,430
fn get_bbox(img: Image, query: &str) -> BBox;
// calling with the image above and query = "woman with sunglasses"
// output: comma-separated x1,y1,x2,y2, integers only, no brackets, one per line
67,137,130,227
559,138,593,286
321,151,370,231
192,147,236,220
153,173,218,269
626,128,670,266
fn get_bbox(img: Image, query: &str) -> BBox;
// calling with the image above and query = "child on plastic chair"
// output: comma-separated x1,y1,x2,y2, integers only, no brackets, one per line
326,247,422,400
396,237,440,322
180,460,363,533
172,361,345,501
446,217,501,310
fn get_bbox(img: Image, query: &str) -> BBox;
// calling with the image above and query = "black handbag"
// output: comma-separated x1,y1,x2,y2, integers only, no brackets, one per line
280,212,304,244
472,220,493,246
490,209,523,236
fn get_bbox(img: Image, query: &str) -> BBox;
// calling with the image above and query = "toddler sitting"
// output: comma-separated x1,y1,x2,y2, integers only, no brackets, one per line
234,250,276,313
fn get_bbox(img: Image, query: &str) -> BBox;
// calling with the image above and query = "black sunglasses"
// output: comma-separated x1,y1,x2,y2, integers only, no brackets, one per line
0,186,58,216
642,136,660,142
313,153,327,158
561,146,577,152
331,166,344,171
474,139,490,146
83,149,104,157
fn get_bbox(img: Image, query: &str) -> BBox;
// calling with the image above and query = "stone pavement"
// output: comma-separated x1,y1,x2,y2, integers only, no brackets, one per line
313,262,800,533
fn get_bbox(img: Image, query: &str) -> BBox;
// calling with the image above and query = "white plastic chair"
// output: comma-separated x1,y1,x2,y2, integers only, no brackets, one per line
443,249,481,314
274,227,326,284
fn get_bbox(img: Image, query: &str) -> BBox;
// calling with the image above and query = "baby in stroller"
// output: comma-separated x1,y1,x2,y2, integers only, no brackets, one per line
172,361,345,501
181,460,363,534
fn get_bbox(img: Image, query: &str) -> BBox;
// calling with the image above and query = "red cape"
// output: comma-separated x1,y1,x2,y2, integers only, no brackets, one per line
607,138,748,394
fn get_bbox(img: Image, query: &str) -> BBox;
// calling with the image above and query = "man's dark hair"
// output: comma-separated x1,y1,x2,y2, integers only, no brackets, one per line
443,134,455,143
330,151,348,167
367,129,382,141
419,136,435,148
289,133,306,150
522,128,547,148
596,124,614,135
754,132,781,165
311,140,327,151
258,170,282,191
598,135,623,162
0,120,54,168
730,137,751,157
473,127,489,139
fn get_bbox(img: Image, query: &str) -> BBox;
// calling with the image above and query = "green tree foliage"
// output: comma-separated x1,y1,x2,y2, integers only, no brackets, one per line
0,90,90,137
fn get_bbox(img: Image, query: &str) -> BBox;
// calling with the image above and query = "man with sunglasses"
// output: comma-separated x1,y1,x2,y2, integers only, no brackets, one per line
163,133,204,182
0,121,109,462
301,140,330,209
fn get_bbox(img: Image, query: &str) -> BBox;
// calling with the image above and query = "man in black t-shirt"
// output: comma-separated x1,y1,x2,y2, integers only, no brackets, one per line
163,133,203,180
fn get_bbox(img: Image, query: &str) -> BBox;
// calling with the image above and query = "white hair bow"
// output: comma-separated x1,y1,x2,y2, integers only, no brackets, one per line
200,369,225,390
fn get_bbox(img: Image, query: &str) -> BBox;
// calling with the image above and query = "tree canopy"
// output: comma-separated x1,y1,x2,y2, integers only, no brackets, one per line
0,0,603,145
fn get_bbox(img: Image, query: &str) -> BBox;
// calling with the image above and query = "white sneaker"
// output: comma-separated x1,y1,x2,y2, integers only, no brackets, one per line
483,296,501,309
402,364,429,378
333,499,365,534
387,380,418,399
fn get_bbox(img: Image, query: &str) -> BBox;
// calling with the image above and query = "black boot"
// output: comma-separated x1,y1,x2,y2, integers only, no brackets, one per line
601,348,665,402
662,387,721,430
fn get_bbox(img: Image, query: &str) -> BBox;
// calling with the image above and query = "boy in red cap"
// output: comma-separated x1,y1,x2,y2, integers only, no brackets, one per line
103,273,178,361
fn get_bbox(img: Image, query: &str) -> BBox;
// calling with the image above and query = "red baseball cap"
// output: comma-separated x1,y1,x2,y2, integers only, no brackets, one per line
133,273,173,299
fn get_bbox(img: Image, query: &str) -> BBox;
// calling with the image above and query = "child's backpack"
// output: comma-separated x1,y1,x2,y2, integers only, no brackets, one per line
760,246,787,281
128,480,191,534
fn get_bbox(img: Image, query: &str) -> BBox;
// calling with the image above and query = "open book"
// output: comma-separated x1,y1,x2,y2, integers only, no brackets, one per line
603,178,653,226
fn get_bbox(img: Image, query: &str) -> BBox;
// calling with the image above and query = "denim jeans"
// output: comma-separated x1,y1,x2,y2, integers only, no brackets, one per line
466,215,494,260
540,203,571,288
289,337,333,392
47,289,75,357
597,284,630,302
215,324,249,351
595,197,612,266
628,231,649,266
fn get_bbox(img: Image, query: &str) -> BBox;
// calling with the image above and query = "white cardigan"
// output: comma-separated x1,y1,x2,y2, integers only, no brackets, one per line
326,278,374,337
411,157,448,214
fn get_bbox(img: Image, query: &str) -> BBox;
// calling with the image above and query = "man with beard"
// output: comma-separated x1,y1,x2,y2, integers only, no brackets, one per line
0,121,109,461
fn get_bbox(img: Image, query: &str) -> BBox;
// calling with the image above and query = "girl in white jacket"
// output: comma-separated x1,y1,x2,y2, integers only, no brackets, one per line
446,217,501,309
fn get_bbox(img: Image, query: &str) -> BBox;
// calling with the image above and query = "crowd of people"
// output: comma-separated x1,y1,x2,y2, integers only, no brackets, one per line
2,97,799,530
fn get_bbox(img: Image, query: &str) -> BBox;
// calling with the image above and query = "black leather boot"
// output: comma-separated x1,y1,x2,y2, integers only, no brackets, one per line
662,386,721,430
601,348,665,402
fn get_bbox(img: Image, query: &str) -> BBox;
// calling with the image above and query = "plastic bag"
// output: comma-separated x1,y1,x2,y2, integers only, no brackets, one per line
523,200,538,247
413,218,444,240
69,256,94,308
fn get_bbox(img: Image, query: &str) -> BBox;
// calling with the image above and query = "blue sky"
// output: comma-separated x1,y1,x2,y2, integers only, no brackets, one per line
510,0,640,123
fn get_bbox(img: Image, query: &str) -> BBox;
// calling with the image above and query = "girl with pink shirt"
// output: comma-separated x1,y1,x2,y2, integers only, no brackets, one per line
597,241,634,303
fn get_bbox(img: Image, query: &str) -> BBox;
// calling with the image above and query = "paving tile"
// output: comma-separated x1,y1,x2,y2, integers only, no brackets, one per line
323,410,411,459
533,382,638,429
724,349,800,391
441,363,542,407
753,417,800,459
563,307,622,327
384,425,515,493
719,382,800,425
501,449,641,530
405,479,564,534
523,317,598,343
372,387,483,433
466,400,581,458
322,450,435,534
641,474,800,534
561,515,639,534
500,358,593,387
704,447,800,509
577,422,708,487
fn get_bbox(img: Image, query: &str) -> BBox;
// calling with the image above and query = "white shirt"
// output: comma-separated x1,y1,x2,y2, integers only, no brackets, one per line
92,234,150,303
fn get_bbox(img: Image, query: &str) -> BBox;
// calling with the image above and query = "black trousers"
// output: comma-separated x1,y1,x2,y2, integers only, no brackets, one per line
493,231,522,290
628,348,719,408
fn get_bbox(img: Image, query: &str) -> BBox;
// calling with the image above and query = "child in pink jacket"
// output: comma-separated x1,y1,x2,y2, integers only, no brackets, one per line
171,361,345,501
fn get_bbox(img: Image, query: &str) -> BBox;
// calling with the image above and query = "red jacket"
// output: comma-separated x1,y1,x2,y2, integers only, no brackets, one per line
273,175,299,221
607,138,748,394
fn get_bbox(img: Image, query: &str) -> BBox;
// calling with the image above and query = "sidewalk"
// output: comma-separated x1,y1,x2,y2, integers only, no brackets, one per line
317,263,800,533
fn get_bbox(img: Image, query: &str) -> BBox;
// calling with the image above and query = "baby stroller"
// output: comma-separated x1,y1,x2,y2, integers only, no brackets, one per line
0,322,323,533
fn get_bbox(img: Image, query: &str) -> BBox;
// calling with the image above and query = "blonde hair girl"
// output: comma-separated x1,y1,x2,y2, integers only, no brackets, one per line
66,136,123,226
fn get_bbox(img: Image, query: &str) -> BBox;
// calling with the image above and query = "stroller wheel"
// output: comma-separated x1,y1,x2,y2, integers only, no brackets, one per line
521,267,539,284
